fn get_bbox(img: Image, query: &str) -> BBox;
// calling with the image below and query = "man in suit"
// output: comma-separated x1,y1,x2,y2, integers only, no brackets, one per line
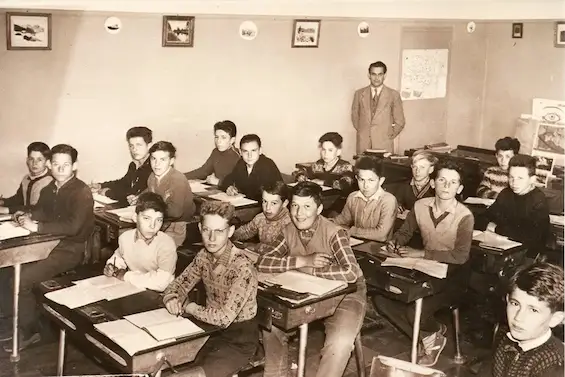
351,61,406,154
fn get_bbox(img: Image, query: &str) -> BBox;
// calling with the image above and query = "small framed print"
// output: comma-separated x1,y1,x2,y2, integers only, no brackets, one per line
162,15,195,47
512,22,523,39
291,19,321,48
6,12,52,50
554,21,565,48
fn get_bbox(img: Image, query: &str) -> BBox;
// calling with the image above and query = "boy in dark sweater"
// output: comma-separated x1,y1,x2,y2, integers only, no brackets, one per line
220,134,283,201
91,126,153,204
486,262,564,377
0,142,52,214
477,137,520,199
478,155,550,257
393,149,437,212
0,144,94,351
185,120,240,186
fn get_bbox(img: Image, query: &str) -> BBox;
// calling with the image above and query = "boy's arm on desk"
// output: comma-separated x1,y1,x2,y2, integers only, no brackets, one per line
256,234,297,273
310,229,360,283
163,252,203,305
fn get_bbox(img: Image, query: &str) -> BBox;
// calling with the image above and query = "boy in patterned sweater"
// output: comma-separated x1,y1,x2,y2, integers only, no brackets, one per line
163,201,259,377
486,261,564,377
477,137,520,199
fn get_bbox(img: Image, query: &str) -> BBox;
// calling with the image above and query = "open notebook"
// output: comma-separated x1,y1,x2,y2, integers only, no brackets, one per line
381,257,448,279
261,270,347,297
124,308,204,342
473,231,522,251
94,319,175,355
0,221,31,240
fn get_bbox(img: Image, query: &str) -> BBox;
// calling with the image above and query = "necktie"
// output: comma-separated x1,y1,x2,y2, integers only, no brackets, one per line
371,89,379,116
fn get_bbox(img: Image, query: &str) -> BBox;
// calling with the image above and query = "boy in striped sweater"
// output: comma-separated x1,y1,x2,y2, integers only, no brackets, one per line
477,137,520,199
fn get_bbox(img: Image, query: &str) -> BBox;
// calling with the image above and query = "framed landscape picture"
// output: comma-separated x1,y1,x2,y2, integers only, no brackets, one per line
6,12,52,50
162,15,195,47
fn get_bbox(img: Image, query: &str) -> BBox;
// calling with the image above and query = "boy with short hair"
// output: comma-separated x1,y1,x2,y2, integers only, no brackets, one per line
0,142,52,214
146,141,196,247
257,182,366,377
163,201,259,377
220,134,283,201
0,144,94,351
489,262,564,377
375,160,474,367
394,149,437,212
103,192,177,292
232,180,292,245
185,120,240,186
91,126,153,204
332,156,398,242
477,137,521,199
479,155,550,256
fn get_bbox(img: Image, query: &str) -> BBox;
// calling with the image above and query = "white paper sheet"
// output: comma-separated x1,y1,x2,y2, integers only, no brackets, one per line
94,319,175,355
349,237,365,247
45,285,107,309
287,182,333,191
73,275,123,289
464,197,495,207
381,257,448,279
550,214,564,226
264,270,347,297
92,193,118,205
124,308,204,341
0,221,31,240
473,231,522,250
0,214,13,222
189,181,212,193
107,206,136,222
208,192,258,207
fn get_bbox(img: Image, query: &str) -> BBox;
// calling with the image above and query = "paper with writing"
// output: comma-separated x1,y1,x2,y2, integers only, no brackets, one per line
0,221,31,240
94,319,175,355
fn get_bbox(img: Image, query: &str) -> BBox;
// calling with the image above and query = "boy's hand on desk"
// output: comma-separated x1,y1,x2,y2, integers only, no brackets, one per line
20,217,38,232
398,246,425,258
183,302,198,315
205,174,219,185
103,264,117,277
126,195,138,205
297,253,331,268
165,298,183,316
226,186,239,196
89,182,101,193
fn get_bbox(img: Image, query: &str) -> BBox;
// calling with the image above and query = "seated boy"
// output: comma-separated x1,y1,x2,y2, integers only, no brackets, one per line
103,192,177,292
374,160,474,367
145,141,196,247
393,149,437,212
219,134,283,201
478,155,550,256
0,144,94,351
488,261,564,377
91,126,153,204
0,142,52,214
477,137,520,199
232,180,291,245
257,182,366,377
185,120,240,186
332,156,398,242
163,201,259,377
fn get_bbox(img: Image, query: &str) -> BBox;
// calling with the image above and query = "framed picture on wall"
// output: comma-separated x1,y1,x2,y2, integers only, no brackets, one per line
6,12,52,50
555,21,565,48
291,19,321,48
511,23,523,39
162,15,195,47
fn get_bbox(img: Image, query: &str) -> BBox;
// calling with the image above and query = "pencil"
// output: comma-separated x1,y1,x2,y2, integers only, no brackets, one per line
178,296,189,317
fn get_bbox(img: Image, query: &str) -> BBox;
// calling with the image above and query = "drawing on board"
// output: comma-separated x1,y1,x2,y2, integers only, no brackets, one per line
400,49,448,101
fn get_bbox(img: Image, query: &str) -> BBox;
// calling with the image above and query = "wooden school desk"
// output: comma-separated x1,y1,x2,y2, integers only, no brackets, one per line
35,265,218,377
0,231,63,362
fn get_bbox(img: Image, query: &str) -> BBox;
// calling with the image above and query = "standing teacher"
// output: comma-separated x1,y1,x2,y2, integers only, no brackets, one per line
351,61,406,154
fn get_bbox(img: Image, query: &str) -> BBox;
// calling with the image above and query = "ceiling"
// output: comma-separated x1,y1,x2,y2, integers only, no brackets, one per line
0,0,563,20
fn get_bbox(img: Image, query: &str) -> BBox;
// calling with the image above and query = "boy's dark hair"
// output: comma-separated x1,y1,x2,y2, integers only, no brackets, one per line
27,142,51,160
318,132,343,148
149,141,176,158
495,137,520,154
200,201,236,224
261,181,290,202
509,262,564,313
126,126,153,144
135,192,167,216
431,159,465,183
368,61,387,74
292,181,323,207
509,155,536,177
240,134,261,148
51,144,78,163
214,120,237,138
354,156,383,177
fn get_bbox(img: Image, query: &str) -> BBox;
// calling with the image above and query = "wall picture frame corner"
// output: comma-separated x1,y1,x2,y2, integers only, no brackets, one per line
162,15,195,47
6,12,52,50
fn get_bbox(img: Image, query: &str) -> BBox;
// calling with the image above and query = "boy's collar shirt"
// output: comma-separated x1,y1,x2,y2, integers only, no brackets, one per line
134,229,157,245
354,187,384,202
156,167,172,183
506,329,552,352
134,155,150,169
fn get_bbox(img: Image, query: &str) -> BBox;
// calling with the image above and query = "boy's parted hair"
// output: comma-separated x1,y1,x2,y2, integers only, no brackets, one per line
261,181,290,202
149,141,177,158
126,126,153,144
354,156,383,177
509,262,564,313
411,149,439,166
214,120,237,138
27,142,51,160
200,200,236,224
240,134,261,148
495,137,520,154
319,132,343,148
51,144,78,163
135,192,167,216
292,181,323,207
509,155,536,177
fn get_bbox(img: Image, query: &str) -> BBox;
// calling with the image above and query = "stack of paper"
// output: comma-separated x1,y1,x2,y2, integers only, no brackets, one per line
381,257,448,279
464,197,495,207
92,193,118,205
124,308,204,341
107,206,136,223
45,285,107,309
263,270,347,297
189,181,212,193
287,182,333,191
0,221,31,240
208,192,258,207
74,275,146,301
550,214,564,226
94,319,175,355
0,214,13,222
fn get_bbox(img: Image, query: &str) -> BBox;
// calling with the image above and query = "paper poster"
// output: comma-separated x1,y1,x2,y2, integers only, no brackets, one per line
400,49,449,101
532,98,565,125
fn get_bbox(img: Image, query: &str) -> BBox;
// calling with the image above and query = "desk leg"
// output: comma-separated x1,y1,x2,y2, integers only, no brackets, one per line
298,323,308,377
57,329,66,376
10,263,21,363
411,298,423,364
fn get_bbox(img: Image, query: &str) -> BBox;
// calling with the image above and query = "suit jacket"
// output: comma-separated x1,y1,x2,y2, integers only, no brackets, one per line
351,85,406,152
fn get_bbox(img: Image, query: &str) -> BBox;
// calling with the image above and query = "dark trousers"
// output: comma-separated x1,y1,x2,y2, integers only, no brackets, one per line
0,242,83,337
195,318,259,377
